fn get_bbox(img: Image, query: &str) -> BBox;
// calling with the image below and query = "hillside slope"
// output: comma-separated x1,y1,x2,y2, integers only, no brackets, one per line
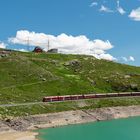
0,50,140,104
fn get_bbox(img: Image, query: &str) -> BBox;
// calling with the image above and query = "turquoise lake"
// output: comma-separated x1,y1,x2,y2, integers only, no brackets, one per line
37,116,140,140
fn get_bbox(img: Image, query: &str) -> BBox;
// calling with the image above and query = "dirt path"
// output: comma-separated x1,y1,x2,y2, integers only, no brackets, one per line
0,102,44,107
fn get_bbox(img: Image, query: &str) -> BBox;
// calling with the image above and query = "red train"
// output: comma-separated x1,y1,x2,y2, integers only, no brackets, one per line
43,92,140,102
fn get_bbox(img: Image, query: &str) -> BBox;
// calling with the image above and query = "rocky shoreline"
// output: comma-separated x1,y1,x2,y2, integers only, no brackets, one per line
1,105,140,140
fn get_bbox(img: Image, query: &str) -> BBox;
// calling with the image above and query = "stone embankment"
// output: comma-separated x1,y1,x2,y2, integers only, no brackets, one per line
1,105,140,140
1,105,140,132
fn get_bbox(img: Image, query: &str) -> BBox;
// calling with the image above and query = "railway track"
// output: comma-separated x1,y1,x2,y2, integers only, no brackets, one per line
0,102,43,107
0,92,140,107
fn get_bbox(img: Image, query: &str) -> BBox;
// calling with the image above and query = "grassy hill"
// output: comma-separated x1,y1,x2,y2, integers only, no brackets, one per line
0,49,140,117
0,49,140,105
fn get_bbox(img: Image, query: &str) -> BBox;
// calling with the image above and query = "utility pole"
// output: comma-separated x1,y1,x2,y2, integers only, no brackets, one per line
47,39,50,51
27,36,30,51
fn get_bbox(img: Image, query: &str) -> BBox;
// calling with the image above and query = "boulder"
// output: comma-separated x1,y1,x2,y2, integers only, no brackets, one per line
64,60,80,67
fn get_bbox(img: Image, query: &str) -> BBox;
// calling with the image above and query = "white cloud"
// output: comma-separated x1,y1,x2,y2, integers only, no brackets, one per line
9,30,116,61
99,53,116,61
121,56,135,62
0,42,7,49
129,7,140,21
117,7,126,15
14,48,28,52
90,2,98,7
129,56,135,61
99,5,114,13
122,57,128,62
117,1,126,15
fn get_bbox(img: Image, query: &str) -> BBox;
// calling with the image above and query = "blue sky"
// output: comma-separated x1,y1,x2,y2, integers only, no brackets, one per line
0,0,140,66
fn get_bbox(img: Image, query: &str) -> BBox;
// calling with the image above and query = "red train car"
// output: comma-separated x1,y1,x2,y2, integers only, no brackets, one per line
42,92,140,102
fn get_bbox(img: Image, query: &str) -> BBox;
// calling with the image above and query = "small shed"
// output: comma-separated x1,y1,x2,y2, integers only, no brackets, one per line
33,47,43,53
47,48,58,53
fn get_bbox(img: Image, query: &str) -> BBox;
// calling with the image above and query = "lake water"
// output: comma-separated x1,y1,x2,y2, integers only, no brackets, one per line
37,116,140,140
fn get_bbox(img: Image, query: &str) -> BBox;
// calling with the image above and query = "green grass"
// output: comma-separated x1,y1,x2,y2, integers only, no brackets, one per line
0,50,140,105
1,97,140,118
